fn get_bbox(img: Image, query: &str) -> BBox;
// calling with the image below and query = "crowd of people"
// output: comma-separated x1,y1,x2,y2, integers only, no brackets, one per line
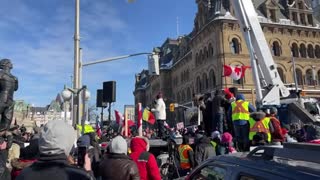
0,88,320,180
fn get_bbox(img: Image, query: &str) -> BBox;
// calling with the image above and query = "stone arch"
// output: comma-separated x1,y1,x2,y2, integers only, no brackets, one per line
307,44,315,58
187,87,191,101
196,76,201,93
181,90,186,102
202,73,208,91
318,70,320,85
208,43,214,57
291,43,299,57
299,43,307,58
296,68,303,85
230,38,240,54
277,67,286,83
209,69,216,88
305,69,313,85
204,47,209,59
315,45,320,58
271,41,281,56
195,53,199,66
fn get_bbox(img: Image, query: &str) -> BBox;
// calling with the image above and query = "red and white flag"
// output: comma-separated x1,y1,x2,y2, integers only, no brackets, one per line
223,65,250,80
115,110,124,125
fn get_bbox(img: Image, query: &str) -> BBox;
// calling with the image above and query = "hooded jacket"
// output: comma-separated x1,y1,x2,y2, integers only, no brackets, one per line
228,94,256,125
130,136,161,180
16,121,94,180
151,98,166,120
195,136,216,166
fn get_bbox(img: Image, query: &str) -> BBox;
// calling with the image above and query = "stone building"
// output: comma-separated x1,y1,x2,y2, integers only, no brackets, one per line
134,0,320,126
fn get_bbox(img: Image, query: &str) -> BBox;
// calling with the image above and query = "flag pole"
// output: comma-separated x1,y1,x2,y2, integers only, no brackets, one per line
125,108,128,137
138,103,143,136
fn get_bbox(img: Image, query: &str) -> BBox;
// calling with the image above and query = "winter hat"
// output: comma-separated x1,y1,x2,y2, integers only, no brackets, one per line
110,135,128,155
211,131,221,139
39,120,77,156
221,132,233,143
250,112,266,121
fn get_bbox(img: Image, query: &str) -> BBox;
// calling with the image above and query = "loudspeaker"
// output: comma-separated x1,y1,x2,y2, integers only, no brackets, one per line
96,89,107,108
103,81,116,103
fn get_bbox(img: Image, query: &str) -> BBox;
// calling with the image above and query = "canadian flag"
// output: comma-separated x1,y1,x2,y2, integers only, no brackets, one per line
223,65,250,80
115,110,124,125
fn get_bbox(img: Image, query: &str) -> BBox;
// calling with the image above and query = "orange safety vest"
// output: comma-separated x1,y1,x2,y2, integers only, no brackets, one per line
178,144,192,169
231,100,250,121
249,117,271,142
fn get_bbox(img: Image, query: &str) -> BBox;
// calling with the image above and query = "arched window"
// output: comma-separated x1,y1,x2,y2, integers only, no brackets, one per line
291,43,299,57
209,43,214,57
204,47,209,59
195,53,199,66
187,88,191,101
196,76,201,93
202,73,208,91
182,91,186,102
180,72,184,83
300,44,307,58
209,69,215,88
272,41,281,56
230,38,240,54
296,68,303,85
306,69,313,85
277,67,285,83
307,44,315,58
318,70,320,85
315,45,320,58
200,50,204,64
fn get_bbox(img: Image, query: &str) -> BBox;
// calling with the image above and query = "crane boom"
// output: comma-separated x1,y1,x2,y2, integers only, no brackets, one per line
230,0,290,106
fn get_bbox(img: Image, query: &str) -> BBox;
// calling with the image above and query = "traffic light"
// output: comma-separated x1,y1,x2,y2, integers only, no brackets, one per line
169,103,175,112
148,53,160,75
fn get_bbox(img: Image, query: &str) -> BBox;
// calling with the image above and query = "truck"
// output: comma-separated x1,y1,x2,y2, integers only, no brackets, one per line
230,0,320,126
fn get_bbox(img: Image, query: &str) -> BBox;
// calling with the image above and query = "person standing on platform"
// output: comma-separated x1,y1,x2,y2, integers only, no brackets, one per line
151,92,167,139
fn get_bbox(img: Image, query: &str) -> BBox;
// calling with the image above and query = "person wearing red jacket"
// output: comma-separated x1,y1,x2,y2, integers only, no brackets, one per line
130,136,161,180
265,107,284,145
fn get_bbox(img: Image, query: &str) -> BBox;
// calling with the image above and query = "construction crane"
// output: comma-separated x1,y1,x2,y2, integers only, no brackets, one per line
230,0,290,107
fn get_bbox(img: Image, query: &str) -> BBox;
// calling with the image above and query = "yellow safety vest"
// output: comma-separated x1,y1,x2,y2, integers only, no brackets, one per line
231,100,250,121
249,117,271,142
178,144,192,169
77,124,95,134
210,141,217,149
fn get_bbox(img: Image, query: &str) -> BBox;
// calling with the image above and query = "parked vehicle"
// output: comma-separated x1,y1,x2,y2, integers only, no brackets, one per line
182,143,320,180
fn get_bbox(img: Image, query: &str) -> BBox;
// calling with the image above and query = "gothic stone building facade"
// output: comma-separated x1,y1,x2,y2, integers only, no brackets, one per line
134,0,320,125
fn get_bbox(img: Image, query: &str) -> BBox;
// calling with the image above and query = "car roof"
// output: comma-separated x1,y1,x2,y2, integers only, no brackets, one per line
206,143,320,179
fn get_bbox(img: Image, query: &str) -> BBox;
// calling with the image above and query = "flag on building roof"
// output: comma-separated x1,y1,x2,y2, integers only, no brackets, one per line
142,108,155,125
223,65,250,80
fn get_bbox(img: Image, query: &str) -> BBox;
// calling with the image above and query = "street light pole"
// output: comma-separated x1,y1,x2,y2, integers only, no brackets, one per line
73,0,80,126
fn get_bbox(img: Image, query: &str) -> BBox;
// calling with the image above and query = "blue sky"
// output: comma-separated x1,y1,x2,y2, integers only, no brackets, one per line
0,0,196,111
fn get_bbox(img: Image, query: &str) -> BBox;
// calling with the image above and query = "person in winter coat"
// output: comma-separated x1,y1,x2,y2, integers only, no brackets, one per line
99,135,139,180
212,89,229,133
249,112,274,144
195,135,216,166
305,124,320,144
265,107,284,145
228,94,256,152
220,132,237,154
151,92,167,139
16,120,94,180
77,132,101,178
129,136,161,180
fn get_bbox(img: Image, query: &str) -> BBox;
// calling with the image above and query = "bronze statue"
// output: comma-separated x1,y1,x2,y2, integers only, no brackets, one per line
0,59,18,132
